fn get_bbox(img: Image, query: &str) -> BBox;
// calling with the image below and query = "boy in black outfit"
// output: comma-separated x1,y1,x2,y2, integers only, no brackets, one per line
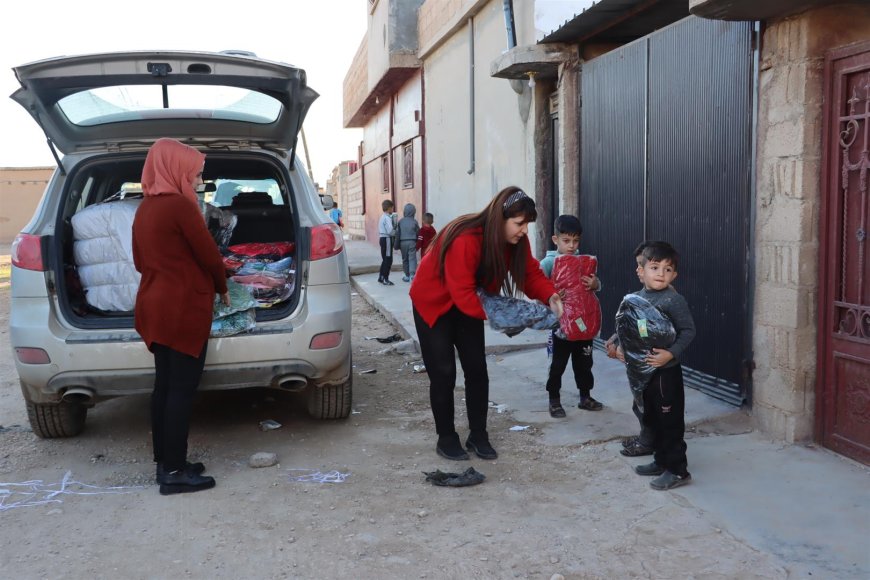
539,215,602,418
619,242,696,490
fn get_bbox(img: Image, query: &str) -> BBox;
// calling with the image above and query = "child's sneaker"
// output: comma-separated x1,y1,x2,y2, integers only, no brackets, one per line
633,461,665,476
650,470,691,490
548,399,566,418
402,276,410,282
619,439,654,457
578,396,603,411
384,279,395,286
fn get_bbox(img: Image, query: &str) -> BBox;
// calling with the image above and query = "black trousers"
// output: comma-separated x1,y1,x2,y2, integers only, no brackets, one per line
151,342,207,472
546,333,594,398
413,306,489,436
632,394,655,447
642,364,688,475
379,237,394,281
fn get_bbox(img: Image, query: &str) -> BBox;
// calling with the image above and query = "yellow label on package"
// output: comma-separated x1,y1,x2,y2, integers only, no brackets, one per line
637,318,649,337
574,317,587,332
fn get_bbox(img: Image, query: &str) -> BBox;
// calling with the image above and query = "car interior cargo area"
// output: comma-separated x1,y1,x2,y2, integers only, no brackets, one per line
57,153,300,329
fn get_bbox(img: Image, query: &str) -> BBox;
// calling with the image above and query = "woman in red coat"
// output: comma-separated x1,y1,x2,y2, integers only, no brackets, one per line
132,138,229,495
409,186,563,460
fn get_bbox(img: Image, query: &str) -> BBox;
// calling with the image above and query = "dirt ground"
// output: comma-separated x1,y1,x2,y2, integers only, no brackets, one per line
0,287,788,579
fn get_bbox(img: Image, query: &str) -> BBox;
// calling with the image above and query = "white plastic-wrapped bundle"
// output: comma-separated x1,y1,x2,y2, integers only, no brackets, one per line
71,198,143,312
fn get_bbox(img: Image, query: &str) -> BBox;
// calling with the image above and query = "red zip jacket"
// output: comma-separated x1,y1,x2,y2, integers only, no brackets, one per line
417,224,437,257
409,228,555,328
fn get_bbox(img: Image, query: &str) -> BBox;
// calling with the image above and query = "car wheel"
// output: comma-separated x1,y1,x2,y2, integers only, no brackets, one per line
306,374,352,419
26,400,87,438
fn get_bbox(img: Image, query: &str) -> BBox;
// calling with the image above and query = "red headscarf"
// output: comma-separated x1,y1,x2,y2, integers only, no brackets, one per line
141,138,205,204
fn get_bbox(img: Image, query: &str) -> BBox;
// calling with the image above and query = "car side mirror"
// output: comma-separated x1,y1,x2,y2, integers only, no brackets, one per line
196,182,217,193
320,194,334,211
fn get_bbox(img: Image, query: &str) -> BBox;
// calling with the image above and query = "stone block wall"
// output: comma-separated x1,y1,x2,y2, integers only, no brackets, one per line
753,4,870,441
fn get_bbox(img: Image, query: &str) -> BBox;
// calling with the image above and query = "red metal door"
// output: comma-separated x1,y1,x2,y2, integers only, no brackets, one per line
817,42,870,465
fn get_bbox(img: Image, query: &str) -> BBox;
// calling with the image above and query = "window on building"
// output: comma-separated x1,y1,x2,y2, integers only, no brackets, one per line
402,142,414,189
381,155,390,192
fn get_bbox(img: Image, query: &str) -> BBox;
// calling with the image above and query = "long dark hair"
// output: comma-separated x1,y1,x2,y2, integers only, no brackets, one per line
434,186,538,297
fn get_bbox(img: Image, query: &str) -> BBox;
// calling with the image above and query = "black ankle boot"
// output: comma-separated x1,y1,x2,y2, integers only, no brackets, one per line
156,461,205,484
436,433,470,461
465,431,498,460
159,467,216,495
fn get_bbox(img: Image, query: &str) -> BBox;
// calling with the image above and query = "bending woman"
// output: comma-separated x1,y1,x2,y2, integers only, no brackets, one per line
409,186,563,460
132,138,229,495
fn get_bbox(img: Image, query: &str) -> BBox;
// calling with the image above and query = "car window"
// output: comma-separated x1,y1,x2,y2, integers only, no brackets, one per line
56,85,283,126
208,178,284,207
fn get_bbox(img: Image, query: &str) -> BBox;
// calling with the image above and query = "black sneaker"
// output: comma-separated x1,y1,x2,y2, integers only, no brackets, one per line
384,280,395,286
156,461,205,484
619,440,654,457
548,400,566,418
650,470,692,490
634,461,665,476
465,431,498,460
622,435,640,448
159,467,216,495
436,434,470,461
578,396,604,411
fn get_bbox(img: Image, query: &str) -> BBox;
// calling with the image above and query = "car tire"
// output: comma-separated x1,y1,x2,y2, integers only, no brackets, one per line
26,400,87,438
306,374,352,420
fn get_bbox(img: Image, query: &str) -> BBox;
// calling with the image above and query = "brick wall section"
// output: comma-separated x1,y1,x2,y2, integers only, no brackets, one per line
752,5,870,442
0,167,54,244
343,38,369,128
418,0,489,58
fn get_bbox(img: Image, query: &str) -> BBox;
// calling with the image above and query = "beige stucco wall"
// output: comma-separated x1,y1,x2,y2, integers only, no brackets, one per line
753,4,870,441
420,0,540,250
0,167,54,245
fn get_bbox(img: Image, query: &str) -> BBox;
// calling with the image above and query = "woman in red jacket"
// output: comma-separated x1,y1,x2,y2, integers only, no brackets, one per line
132,138,229,495
410,186,563,460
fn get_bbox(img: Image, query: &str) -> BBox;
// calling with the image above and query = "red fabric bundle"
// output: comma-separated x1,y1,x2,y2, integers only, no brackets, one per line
551,254,601,341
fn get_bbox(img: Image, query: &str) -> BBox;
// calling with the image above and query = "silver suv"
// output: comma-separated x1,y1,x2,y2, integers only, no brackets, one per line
9,51,352,438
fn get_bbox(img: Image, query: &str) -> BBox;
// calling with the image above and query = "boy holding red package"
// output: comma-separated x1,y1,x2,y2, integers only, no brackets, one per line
539,215,603,418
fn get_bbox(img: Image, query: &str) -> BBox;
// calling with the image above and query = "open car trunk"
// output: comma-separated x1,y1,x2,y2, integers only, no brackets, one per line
53,150,301,329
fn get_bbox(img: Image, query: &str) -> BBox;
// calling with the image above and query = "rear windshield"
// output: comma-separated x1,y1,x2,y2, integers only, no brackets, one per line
57,85,282,126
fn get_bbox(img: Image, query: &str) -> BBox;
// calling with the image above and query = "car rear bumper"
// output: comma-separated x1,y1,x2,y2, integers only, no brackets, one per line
12,284,351,404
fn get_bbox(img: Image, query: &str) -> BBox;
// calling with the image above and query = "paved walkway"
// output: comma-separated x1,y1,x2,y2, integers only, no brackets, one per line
343,237,869,578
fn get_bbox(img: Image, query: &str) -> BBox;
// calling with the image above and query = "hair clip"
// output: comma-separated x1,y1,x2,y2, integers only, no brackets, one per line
503,190,528,209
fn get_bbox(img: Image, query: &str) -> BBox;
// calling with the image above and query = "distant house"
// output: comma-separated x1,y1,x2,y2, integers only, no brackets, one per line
0,166,54,245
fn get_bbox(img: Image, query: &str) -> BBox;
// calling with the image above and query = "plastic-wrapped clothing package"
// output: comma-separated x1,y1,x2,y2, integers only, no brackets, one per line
615,293,676,394
211,280,257,337
478,290,559,338
202,202,237,251
551,254,601,341
71,198,143,311
224,243,296,308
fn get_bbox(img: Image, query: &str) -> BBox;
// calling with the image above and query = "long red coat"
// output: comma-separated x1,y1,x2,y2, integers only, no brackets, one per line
132,194,228,357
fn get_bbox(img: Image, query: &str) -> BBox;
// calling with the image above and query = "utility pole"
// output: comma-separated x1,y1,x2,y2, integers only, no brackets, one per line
300,126,315,182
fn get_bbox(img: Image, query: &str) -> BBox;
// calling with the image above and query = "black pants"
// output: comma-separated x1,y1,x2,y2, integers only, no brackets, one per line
642,364,688,475
413,306,488,436
151,342,207,472
546,333,594,398
379,237,394,281
632,394,655,447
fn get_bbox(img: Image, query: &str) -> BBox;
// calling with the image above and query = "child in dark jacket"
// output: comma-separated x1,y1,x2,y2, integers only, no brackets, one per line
539,215,602,418
395,203,420,282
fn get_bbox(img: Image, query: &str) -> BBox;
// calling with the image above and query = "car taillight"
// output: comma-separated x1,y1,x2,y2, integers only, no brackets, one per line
310,331,343,350
310,223,343,261
11,233,45,271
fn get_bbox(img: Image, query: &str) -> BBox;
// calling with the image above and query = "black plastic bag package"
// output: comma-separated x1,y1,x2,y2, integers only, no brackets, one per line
478,290,559,338
615,294,676,394
423,467,486,487
202,202,238,251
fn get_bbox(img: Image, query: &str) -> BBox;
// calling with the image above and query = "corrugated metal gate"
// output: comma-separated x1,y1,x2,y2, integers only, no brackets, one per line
580,16,754,405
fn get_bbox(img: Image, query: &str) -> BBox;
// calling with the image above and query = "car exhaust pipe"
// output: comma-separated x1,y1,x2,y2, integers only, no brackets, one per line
277,375,308,392
61,387,94,404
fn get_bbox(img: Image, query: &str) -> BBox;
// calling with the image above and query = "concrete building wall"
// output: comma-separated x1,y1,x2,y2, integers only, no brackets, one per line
0,167,53,244
752,4,870,441
421,0,540,249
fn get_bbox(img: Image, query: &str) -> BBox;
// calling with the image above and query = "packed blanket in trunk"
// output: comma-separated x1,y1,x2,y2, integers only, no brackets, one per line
71,198,143,312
